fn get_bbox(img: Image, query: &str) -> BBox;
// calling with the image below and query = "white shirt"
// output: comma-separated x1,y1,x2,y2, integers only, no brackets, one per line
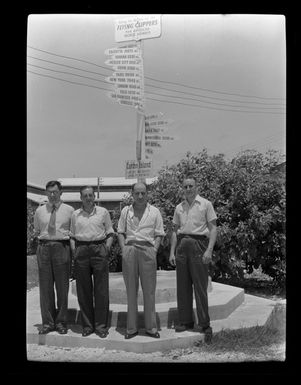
117,203,165,246
34,201,74,240
70,205,114,241
173,194,217,237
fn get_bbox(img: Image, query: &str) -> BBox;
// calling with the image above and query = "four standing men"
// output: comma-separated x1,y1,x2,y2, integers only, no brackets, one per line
33,177,217,343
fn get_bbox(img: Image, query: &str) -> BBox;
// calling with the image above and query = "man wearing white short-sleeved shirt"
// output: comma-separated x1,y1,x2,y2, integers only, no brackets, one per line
169,175,217,344
117,182,165,339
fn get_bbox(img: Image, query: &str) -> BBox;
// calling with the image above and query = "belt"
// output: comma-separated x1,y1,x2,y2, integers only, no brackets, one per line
126,240,153,247
177,234,208,241
38,239,70,245
75,239,106,246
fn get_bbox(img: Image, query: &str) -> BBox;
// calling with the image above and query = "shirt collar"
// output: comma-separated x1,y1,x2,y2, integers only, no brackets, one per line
47,200,62,210
183,194,202,206
80,204,96,215
129,202,150,216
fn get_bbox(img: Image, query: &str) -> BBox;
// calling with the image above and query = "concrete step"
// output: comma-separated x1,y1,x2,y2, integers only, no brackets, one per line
67,281,245,328
26,291,281,354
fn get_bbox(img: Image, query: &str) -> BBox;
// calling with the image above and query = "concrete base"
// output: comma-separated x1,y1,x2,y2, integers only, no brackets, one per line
70,271,245,327
26,273,284,353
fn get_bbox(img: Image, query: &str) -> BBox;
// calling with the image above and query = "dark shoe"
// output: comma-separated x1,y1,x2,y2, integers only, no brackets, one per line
82,328,94,337
39,325,55,335
96,330,108,339
175,322,194,332
199,326,212,344
56,325,68,335
145,331,160,338
124,331,138,339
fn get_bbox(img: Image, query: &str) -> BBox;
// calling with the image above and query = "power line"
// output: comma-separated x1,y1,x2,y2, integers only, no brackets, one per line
27,60,286,112
145,82,285,107
145,76,285,101
27,63,109,85
146,96,285,115
27,45,285,102
27,70,112,93
27,55,109,78
145,89,285,111
27,63,285,111
27,69,285,115
27,52,286,107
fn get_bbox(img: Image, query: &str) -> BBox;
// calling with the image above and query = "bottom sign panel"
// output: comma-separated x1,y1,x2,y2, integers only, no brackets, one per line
125,159,152,179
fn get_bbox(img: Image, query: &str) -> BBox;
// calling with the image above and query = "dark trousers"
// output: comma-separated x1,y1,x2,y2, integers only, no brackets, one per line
37,242,70,328
74,243,109,332
176,236,210,328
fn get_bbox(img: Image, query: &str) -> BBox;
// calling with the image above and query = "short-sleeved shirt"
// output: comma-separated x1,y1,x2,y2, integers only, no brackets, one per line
34,201,74,240
117,203,165,246
70,205,114,241
173,194,217,237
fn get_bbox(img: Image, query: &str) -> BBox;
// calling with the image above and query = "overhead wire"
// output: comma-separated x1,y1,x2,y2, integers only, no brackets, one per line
27,62,285,112
27,69,285,115
27,45,286,104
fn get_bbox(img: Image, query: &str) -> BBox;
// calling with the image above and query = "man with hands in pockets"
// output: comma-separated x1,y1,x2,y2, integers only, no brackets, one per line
117,182,165,340
169,175,217,344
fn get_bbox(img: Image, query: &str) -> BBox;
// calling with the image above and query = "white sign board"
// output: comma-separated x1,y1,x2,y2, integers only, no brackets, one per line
115,15,162,42
125,160,152,179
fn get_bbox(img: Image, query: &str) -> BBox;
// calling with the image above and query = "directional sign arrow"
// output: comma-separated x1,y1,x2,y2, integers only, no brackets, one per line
105,47,140,55
145,135,175,141
105,59,142,66
145,119,173,127
145,141,162,148
145,127,167,134
145,113,164,121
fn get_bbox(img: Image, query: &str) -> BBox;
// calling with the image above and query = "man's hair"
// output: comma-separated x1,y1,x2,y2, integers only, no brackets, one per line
80,185,95,195
131,181,148,192
183,174,196,184
46,180,62,190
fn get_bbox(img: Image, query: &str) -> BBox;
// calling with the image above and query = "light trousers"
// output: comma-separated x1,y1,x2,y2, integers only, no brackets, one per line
122,244,158,334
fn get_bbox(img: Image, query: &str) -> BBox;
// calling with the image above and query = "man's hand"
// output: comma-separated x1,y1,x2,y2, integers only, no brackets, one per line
202,248,213,264
169,253,176,267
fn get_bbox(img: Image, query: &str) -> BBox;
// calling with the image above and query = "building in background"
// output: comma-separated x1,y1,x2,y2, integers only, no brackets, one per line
27,177,158,213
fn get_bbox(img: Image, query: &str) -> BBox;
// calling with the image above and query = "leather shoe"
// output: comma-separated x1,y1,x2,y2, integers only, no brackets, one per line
124,331,138,339
145,331,160,338
175,322,194,332
82,328,94,337
56,325,68,334
199,326,212,344
39,325,55,335
96,330,108,338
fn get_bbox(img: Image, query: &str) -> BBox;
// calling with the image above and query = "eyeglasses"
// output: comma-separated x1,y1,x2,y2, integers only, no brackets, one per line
183,185,195,189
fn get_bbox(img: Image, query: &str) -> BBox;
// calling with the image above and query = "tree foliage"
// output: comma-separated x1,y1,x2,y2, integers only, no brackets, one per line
145,149,285,288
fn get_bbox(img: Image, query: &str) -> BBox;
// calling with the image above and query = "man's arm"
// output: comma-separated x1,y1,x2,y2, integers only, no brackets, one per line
202,219,217,264
117,233,126,254
154,236,162,253
169,224,180,267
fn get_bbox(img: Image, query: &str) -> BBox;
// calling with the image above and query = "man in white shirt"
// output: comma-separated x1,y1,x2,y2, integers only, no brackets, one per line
169,175,217,344
117,182,165,339
34,180,74,335
70,186,114,338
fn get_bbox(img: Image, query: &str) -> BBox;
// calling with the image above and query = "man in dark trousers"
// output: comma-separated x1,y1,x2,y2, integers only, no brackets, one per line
34,180,74,335
70,186,114,338
169,175,217,344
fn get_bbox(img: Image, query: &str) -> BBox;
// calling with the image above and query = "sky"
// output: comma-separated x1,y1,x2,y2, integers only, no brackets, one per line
27,14,286,186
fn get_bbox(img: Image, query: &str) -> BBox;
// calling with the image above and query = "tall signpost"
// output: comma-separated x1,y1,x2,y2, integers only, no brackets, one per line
105,15,162,182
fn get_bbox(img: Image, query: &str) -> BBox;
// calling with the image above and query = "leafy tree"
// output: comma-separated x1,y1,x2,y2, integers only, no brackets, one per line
144,149,285,288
